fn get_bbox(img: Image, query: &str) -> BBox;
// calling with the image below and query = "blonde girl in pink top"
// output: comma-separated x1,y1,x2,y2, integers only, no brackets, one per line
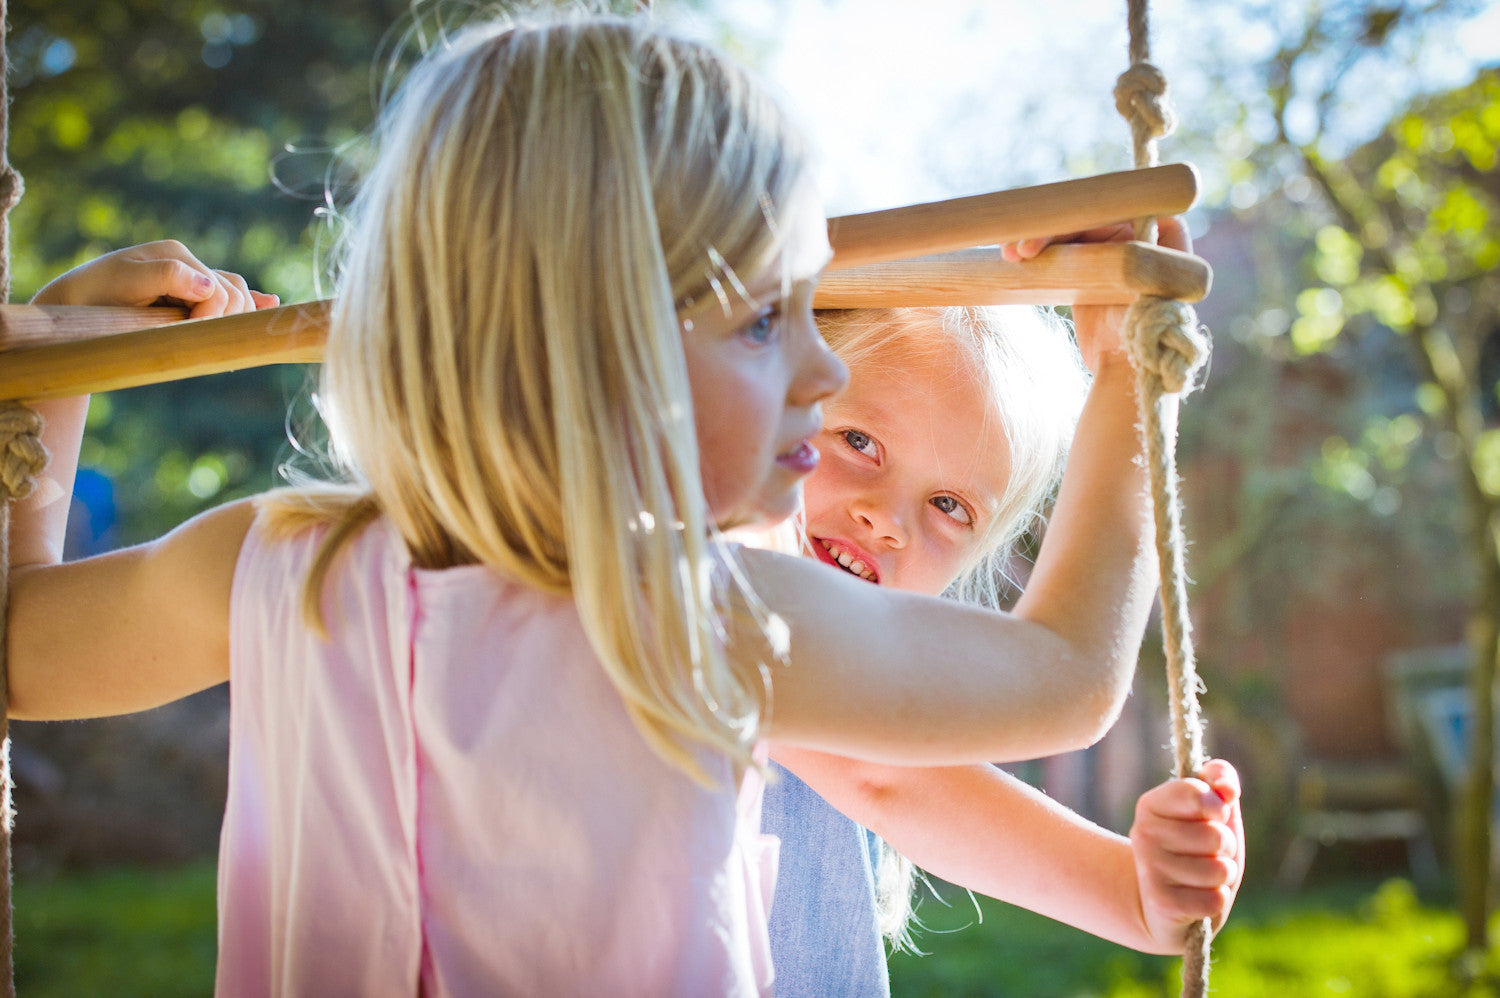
13,10,1179,996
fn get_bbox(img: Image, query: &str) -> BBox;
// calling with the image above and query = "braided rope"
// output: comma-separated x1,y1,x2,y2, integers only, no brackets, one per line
1114,2,1213,996
1,0,27,989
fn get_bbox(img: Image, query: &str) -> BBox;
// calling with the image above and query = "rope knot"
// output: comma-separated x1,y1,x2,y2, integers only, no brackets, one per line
0,403,48,502
1125,296,1209,395
0,166,23,215
1113,62,1177,143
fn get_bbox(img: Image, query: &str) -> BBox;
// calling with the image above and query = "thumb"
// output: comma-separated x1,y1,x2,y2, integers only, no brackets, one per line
1199,758,1241,805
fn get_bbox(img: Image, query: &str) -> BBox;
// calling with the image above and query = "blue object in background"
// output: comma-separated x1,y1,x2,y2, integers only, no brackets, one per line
65,466,118,558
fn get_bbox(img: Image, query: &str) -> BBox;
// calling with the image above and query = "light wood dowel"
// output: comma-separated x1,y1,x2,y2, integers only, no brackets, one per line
0,243,1211,400
0,301,327,401
0,303,195,348
815,242,1210,308
827,163,1199,271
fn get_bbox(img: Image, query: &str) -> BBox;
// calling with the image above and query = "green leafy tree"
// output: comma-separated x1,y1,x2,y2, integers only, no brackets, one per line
6,0,419,540
1252,5,1500,968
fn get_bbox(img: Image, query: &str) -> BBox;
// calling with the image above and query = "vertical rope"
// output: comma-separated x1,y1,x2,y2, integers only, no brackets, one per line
0,0,31,990
1114,2,1213,996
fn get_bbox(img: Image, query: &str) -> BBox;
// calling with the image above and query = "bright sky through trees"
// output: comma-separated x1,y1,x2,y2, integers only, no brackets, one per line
689,1,1500,216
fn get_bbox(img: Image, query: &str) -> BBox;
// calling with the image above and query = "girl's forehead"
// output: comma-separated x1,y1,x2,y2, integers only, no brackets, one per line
777,186,832,285
842,337,988,410
834,347,1011,492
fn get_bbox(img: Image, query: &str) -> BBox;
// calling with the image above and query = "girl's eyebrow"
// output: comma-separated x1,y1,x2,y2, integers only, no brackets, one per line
829,390,898,428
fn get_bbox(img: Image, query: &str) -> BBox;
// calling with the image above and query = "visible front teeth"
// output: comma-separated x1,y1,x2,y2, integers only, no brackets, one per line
821,540,876,582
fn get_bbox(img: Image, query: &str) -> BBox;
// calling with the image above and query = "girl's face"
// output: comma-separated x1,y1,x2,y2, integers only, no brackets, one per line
802,334,1012,596
680,202,847,530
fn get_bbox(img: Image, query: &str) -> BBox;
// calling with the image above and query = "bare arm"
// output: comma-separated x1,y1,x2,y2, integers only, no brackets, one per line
9,396,87,570
6,242,275,719
7,499,254,720
773,745,1243,954
10,241,275,568
749,224,1193,765
746,355,1155,763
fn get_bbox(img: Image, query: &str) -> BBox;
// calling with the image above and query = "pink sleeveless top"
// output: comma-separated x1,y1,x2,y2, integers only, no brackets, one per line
218,513,777,997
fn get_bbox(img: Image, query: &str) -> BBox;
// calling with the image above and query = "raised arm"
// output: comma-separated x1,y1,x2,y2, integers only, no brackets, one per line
744,355,1149,764
749,223,1187,764
772,746,1242,954
10,241,276,568
7,499,255,720
6,243,276,720
746,315,1155,762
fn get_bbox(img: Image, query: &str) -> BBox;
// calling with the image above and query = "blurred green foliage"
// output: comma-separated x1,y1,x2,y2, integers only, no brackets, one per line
6,0,415,299
6,0,421,538
1294,71,1500,359
1197,6,1500,953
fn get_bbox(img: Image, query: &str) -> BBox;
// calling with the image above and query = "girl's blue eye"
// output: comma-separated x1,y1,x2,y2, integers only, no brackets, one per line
842,429,877,458
931,494,974,527
742,310,778,345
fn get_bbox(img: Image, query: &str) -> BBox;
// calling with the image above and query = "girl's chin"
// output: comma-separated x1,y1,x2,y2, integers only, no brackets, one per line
743,485,805,529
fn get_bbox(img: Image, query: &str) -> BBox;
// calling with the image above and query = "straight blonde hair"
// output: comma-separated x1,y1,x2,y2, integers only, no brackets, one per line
262,11,814,782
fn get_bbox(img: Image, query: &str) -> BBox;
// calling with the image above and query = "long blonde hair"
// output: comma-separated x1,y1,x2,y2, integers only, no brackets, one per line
262,11,813,781
815,304,1087,949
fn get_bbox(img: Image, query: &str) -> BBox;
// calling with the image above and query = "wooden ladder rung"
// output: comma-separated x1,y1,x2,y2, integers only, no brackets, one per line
0,242,1211,401
815,242,1210,308
0,303,327,401
827,163,1199,270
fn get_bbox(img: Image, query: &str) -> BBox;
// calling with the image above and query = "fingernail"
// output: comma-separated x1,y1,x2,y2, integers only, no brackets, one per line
1200,789,1225,810
194,274,215,295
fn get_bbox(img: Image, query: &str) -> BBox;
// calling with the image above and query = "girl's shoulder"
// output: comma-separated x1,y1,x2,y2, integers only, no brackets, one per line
156,497,261,584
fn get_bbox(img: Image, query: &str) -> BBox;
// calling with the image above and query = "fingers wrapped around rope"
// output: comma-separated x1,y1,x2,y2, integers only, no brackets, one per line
1125,295,1209,395
0,402,47,501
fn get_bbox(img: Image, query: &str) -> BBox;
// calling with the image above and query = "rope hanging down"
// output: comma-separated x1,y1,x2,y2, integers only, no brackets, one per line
1112,2,1213,997
0,0,37,989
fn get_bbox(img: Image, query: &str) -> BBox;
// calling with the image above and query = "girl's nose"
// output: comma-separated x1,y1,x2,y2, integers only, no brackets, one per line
851,495,908,549
790,314,848,405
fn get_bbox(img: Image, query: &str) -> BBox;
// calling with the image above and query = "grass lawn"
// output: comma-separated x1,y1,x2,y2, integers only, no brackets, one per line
14,862,218,997
12,864,1500,996
891,876,1500,997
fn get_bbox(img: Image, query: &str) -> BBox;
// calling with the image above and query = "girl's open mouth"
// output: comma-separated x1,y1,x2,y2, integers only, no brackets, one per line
812,537,879,584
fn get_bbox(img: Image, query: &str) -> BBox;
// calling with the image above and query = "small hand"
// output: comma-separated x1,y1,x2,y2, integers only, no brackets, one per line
998,221,1145,264
1000,219,1191,374
1129,757,1244,949
30,240,278,318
